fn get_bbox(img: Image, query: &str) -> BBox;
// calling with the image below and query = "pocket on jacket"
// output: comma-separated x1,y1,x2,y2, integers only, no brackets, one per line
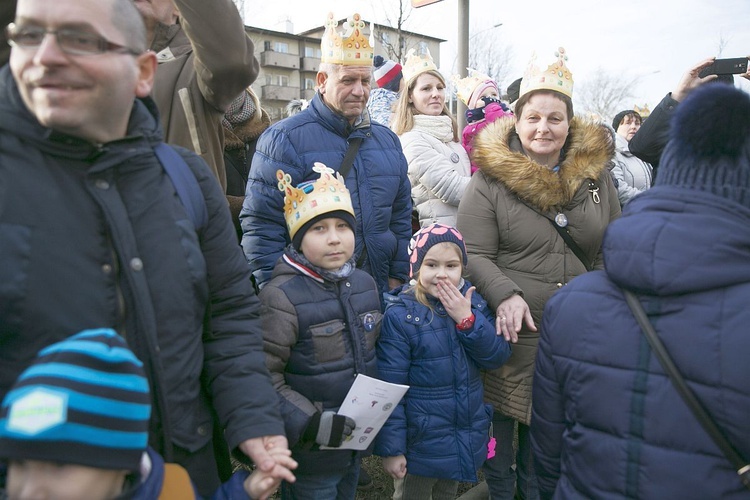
169,392,213,453
309,319,347,363
0,223,32,329
360,310,383,352
407,414,430,447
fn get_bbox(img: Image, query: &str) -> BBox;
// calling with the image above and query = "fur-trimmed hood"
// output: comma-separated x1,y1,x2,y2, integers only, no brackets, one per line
471,116,613,212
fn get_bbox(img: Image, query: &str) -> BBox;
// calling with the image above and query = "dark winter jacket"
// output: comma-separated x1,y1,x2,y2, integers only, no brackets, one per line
240,92,413,297
628,93,680,176
0,67,282,486
374,282,511,482
259,252,382,474
531,187,750,499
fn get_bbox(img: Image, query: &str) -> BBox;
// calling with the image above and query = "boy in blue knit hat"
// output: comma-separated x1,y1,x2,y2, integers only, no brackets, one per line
0,329,296,499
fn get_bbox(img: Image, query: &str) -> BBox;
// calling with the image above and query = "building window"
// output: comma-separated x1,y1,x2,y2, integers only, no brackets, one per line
274,42,289,53
264,40,272,51
305,46,322,58
380,33,390,45
265,74,289,86
304,78,315,90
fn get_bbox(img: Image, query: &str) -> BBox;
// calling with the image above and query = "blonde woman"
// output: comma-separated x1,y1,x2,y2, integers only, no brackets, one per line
392,49,471,228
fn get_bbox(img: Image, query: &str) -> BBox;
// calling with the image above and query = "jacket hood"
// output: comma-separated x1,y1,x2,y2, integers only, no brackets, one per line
471,116,612,212
604,186,750,296
224,107,271,150
0,66,163,153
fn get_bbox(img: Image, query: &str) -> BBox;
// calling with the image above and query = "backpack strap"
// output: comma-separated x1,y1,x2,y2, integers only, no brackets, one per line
155,143,208,233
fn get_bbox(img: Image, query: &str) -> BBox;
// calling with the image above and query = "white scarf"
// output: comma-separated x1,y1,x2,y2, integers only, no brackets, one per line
412,114,455,142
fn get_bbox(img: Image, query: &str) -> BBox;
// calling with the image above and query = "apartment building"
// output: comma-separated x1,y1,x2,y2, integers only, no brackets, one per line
245,19,444,122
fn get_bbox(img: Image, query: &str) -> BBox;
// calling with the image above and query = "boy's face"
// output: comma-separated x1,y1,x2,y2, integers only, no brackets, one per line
7,460,127,500
300,217,354,271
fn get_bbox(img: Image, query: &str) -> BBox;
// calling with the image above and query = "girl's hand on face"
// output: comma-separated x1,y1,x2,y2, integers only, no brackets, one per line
437,280,474,324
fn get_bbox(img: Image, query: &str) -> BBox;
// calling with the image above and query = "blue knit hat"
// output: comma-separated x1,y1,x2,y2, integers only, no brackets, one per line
657,84,750,209
408,223,468,278
0,329,151,471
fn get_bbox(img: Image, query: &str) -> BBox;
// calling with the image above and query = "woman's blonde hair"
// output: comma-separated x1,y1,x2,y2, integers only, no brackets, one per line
391,70,459,141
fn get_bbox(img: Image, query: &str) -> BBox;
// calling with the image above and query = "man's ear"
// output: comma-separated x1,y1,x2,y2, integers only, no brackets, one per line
316,71,328,94
135,51,158,98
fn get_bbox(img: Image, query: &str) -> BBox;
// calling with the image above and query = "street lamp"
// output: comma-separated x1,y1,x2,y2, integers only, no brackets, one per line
449,22,503,124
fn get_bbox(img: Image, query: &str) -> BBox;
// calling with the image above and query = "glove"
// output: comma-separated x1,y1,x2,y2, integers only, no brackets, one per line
303,411,356,447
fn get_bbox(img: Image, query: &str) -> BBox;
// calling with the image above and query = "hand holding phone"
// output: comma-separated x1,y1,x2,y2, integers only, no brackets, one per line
699,57,749,78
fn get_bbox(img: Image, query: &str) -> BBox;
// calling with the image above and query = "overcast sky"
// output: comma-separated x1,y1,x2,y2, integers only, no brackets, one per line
244,0,750,114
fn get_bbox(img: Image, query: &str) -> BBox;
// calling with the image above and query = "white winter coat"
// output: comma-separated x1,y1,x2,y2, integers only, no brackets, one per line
399,115,472,228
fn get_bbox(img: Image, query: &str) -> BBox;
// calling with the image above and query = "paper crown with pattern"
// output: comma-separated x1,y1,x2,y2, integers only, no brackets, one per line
451,68,497,107
277,163,355,240
402,47,439,84
320,12,374,66
519,46,574,99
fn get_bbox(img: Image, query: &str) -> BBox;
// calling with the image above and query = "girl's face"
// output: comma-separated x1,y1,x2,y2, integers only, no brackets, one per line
8,460,127,500
476,87,499,107
418,242,463,297
410,73,445,116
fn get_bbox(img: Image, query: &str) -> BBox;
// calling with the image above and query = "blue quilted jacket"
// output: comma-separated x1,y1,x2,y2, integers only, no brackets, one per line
375,282,511,482
531,187,750,499
240,93,412,297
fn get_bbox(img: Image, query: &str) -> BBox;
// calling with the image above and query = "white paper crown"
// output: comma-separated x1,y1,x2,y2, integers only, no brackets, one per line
519,46,574,99
320,12,374,66
402,47,438,84
277,163,355,240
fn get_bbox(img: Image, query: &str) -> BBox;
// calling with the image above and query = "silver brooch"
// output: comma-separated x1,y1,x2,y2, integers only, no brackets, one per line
450,152,460,163
554,212,568,228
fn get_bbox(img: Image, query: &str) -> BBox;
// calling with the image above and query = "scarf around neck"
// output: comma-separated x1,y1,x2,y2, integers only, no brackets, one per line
412,114,455,142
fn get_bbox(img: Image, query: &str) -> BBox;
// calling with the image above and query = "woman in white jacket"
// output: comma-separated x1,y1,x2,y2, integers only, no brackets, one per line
612,110,653,206
392,49,471,228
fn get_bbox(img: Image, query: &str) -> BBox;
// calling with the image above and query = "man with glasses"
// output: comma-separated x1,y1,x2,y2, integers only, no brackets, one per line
0,0,295,495
133,0,257,197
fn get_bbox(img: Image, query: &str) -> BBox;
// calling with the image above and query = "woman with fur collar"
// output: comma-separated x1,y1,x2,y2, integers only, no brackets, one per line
392,48,471,228
456,47,620,500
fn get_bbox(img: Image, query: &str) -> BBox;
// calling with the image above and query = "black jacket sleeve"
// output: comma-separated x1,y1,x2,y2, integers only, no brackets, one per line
628,93,680,180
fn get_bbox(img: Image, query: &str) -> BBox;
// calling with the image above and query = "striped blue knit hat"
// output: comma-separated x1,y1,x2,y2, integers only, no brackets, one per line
0,329,151,471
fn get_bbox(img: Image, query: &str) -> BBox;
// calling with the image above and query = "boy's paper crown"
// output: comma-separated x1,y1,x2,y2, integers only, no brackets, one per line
277,163,355,241
519,46,574,100
320,12,374,66
402,47,438,84
452,68,499,108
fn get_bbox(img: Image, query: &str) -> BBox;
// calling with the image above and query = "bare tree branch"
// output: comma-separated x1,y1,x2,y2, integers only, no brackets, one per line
577,68,642,120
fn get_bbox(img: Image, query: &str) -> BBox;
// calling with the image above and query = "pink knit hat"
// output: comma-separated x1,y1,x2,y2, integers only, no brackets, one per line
468,80,500,109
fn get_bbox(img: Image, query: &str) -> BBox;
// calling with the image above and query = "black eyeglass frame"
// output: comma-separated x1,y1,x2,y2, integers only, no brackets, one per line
5,22,143,56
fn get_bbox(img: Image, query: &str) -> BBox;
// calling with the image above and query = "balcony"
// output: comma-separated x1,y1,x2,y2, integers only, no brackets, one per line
262,85,301,102
302,89,316,100
301,57,320,72
260,51,299,70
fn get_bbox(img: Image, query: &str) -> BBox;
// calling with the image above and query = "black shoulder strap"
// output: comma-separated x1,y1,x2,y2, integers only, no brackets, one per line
622,289,750,490
155,143,208,233
338,137,363,180
547,220,593,272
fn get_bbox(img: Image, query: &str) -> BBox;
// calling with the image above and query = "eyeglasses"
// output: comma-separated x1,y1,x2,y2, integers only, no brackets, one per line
5,23,142,56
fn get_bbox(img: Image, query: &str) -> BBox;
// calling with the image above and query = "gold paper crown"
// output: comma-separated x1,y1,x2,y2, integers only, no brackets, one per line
277,163,355,240
451,68,494,106
402,47,438,84
519,47,574,99
320,13,373,66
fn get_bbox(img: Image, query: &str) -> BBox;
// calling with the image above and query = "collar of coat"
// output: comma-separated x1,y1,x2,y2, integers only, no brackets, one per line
224,108,271,150
471,116,612,212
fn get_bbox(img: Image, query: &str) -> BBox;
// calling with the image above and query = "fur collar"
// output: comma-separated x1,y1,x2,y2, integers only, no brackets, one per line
224,108,271,150
471,116,612,212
